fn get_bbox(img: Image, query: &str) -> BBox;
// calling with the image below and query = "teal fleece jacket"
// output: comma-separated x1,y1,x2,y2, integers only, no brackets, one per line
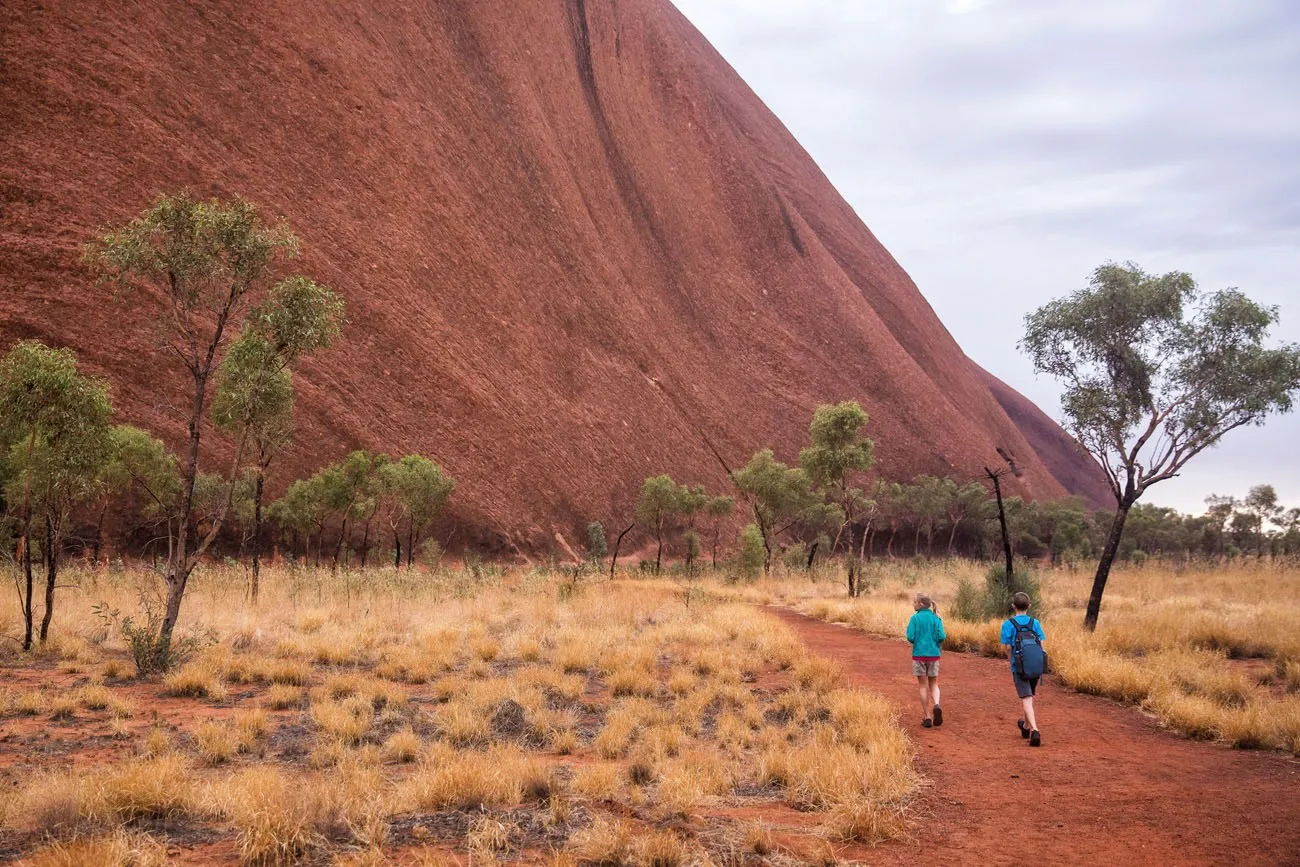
906,608,946,658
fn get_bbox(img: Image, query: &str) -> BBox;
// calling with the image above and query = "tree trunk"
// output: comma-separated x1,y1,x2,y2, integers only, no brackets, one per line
250,469,264,602
406,524,414,567
393,530,401,570
1084,500,1134,631
359,519,371,569
333,517,349,571
610,522,635,581
17,428,37,651
20,526,34,652
988,470,1014,582
946,518,960,556
654,517,663,575
913,526,922,556
805,539,818,570
159,367,210,654
39,515,57,643
92,503,107,569
886,526,896,558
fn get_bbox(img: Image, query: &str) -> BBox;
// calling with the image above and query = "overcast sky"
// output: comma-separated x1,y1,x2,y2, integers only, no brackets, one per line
672,0,1300,515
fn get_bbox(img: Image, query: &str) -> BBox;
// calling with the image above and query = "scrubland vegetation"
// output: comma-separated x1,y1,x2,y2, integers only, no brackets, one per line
729,557,1300,755
0,564,918,864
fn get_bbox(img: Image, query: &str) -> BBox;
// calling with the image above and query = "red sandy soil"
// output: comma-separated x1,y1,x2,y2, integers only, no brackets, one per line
771,608,1300,867
0,1,1109,553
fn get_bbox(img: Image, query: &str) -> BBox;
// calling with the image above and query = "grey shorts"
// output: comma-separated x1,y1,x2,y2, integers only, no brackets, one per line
912,659,939,677
1013,671,1040,699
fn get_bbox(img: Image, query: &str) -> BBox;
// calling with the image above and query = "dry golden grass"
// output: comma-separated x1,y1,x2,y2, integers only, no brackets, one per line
193,720,241,765
17,829,168,867
0,562,921,864
400,743,549,811
310,695,374,745
568,816,633,865
214,766,324,865
381,727,422,763
161,662,227,701
773,558,1300,754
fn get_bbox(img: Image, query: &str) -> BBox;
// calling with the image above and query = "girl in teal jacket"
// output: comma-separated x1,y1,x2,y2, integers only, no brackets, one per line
906,593,946,727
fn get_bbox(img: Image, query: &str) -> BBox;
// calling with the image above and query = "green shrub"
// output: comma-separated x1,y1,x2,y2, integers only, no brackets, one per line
951,565,1044,623
738,524,766,580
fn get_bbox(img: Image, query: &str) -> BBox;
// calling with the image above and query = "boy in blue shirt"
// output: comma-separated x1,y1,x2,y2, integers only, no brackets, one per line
1000,591,1045,746
905,593,946,728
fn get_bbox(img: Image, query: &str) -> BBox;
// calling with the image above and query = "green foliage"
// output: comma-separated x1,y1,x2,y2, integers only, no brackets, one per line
1024,262,1300,628
951,565,1045,623
636,475,680,532
731,449,822,569
586,521,608,562
737,523,765,580
380,454,455,539
799,400,874,491
119,599,216,676
85,192,299,306
419,538,444,569
1023,262,1300,505
102,425,180,515
84,191,329,655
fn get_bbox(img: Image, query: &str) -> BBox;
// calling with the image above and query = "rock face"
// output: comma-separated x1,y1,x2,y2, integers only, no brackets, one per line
0,0,1108,550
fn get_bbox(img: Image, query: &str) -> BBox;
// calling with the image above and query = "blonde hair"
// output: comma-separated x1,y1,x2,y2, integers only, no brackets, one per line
914,593,934,611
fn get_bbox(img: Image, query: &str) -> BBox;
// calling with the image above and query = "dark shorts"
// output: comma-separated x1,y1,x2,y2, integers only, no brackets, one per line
1013,671,1040,699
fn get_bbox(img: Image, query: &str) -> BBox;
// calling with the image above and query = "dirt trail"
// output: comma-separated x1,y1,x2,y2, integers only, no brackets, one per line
770,608,1300,867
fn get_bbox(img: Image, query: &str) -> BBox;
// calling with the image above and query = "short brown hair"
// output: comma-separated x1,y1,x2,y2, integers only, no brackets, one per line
1012,592,1031,612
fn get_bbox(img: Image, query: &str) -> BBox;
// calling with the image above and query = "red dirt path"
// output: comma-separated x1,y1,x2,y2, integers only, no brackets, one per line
770,608,1300,867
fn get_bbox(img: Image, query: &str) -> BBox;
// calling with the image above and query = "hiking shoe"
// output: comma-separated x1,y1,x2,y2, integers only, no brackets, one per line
1018,719,1031,739
1029,730,1041,747
932,705,943,726
922,718,933,728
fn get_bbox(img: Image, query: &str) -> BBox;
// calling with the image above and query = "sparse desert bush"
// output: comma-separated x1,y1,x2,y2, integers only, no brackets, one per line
19,829,168,867
264,684,303,710
194,720,241,764
310,696,374,745
568,816,633,865
382,728,422,763
161,663,227,701
216,766,324,865
400,744,545,811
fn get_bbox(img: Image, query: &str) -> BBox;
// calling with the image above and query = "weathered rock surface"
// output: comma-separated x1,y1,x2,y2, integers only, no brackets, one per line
0,0,1107,550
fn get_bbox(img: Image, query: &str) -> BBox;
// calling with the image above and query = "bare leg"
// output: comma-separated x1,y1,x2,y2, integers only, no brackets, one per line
916,675,932,720
930,678,941,709
1022,696,1038,731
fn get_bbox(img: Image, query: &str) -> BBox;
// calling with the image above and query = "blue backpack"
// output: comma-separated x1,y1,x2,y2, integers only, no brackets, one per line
1008,616,1047,679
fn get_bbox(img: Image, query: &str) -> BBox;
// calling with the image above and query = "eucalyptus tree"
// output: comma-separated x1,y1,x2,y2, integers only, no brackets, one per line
86,194,300,660
731,450,826,572
636,474,681,575
379,455,454,568
705,494,734,568
1241,484,1282,557
799,401,874,560
1023,262,1300,629
0,341,112,648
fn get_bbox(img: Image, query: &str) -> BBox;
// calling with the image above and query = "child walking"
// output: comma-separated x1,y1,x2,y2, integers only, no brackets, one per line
906,593,946,728
1000,591,1046,747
